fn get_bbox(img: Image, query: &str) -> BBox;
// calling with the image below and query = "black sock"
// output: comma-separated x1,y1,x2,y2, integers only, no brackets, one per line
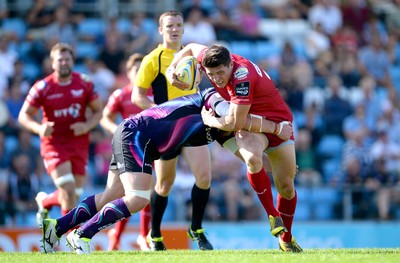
151,191,168,237
191,184,210,230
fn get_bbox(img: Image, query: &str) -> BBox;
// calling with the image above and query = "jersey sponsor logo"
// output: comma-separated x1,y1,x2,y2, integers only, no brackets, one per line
54,103,81,118
47,93,64,100
71,89,84,97
234,67,249,80
234,81,250,96
117,162,124,169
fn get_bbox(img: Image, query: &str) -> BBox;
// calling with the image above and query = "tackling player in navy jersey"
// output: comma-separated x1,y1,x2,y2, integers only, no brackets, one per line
40,88,293,254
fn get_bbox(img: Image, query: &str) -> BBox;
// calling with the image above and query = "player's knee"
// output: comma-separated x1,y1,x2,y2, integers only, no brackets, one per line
276,182,295,199
155,182,173,196
125,189,151,212
54,173,75,187
194,173,211,188
245,155,263,173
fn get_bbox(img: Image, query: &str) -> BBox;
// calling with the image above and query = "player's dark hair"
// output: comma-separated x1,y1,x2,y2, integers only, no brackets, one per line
202,45,231,68
159,10,183,27
50,42,75,61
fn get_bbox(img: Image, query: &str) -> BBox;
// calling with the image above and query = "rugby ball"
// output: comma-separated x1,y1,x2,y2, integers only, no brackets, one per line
175,56,202,90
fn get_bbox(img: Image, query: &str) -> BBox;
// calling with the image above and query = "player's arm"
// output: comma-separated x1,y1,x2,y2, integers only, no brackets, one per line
166,43,208,90
202,102,249,131
203,98,292,140
132,85,156,110
100,106,118,134
70,97,103,136
18,101,54,137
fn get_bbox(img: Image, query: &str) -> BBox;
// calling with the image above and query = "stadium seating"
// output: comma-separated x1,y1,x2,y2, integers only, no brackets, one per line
1,18,27,40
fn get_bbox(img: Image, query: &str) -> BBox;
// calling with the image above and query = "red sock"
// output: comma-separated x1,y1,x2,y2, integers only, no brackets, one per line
277,191,297,242
140,204,151,237
42,190,60,210
113,218,129,239
247,169,279,217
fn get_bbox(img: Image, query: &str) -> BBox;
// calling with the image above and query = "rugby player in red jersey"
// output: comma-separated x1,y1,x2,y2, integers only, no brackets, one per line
18,42,102,226
167,43,302,253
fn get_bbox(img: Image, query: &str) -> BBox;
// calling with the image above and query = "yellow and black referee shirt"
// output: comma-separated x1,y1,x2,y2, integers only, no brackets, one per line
135,44,196,104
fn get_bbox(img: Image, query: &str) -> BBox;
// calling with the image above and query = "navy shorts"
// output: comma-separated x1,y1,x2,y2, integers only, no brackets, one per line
109,120,159,175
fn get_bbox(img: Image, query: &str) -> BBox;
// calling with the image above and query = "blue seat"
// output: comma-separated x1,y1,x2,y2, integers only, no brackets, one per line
229,41,255,62
321,159,342,183
74,63,89,74
255,41,281,60
1,18,27,40
317,135,344,160
23,62,41,82
75,42,99,60
77,18,106,39
311,187,340,220
390,66,400,93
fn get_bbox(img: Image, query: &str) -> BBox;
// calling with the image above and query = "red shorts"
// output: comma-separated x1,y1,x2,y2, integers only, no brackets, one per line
41,143,88,176
265,132,295,148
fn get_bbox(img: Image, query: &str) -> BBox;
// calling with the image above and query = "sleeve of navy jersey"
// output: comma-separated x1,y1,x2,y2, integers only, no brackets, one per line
129,92,221,154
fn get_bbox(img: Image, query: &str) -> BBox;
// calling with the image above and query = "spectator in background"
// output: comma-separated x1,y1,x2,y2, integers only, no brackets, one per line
208,144,260,221
376,100,400,145
259,0,306,19
235,0,268,41
351,76,382,133
295,128,322,186
84,58,116,102
313,50,335,87
182,7,217,46
99,31,126,75
0,130,11,175
44,6,77,48
362,14,389,47
8,152,40,224
25,0,54,41
358,33,396,102
308,0,342,36
341,157,376,219
127,12,156,55
341,0,370,38
9,129,45,180
4,81,26,135
370,130,400,179
334,48,360,88
385,0,400,39
342,103,373,145
208,0,242,42
0,168,16,226
0,34,18,97
369,157,399,220
323,75,353,136
0,0,8,21
8,60,31,95
331,25,359,55
305,22,331,61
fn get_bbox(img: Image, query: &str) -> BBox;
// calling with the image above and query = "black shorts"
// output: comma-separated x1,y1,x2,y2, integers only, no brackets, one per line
109,120,159,175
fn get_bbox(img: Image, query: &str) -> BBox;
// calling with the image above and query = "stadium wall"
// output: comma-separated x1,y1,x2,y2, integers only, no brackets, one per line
0,222,398,252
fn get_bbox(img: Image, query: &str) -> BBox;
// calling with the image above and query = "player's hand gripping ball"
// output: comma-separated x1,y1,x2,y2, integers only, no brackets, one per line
175,56,202,90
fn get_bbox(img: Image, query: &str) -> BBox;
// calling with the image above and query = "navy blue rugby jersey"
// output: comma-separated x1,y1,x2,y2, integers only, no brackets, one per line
125,88,231,155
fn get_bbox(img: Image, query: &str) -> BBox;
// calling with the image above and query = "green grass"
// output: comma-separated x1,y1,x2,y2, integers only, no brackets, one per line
1,249,400,263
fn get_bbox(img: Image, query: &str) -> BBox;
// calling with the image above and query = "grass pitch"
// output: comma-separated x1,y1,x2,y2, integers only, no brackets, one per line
1,249,399,263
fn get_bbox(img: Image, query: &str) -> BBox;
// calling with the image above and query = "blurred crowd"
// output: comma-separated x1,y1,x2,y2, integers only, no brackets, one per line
1,0,400,225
